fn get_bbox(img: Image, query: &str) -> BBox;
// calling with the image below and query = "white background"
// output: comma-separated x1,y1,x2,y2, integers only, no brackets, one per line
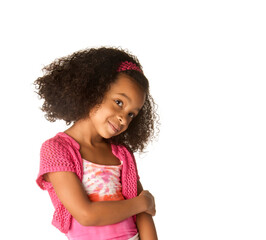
1,0,265,239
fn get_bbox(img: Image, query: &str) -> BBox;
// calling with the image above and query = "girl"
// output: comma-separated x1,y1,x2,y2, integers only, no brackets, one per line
35,47,159,240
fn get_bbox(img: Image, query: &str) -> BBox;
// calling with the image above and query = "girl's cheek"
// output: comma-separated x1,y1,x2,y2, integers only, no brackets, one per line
110,104,119,113
104,105,118,116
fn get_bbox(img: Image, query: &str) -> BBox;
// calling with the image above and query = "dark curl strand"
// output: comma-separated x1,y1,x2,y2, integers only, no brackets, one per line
34,47,159,152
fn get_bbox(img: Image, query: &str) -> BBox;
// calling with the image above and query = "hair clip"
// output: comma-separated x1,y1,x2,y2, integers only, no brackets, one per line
117,61,142,73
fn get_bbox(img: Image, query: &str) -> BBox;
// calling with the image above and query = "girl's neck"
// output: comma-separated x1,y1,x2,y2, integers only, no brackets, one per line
64,118,105,148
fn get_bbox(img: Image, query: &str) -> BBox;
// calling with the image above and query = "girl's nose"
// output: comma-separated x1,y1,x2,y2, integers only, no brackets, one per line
118,114,128,126
118,115,124,123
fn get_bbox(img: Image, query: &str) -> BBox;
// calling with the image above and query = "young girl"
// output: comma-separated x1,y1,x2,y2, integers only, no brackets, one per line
35,47,159,240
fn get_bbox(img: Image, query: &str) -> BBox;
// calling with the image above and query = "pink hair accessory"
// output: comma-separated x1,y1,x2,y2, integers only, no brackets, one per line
117,61,143,73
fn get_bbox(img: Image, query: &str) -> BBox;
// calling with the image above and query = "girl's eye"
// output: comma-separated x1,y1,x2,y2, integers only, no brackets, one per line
115,100,123,107
128,113,135,118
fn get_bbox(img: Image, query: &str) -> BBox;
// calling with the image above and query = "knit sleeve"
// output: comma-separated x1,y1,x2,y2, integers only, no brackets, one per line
36,137,76,190
130,151,140,181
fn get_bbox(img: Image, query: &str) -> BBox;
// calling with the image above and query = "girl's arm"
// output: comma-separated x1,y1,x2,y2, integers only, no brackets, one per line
44,171,155,226
136,180,158,240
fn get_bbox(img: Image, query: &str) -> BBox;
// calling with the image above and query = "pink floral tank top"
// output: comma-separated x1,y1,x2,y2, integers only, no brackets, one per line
66,159,138,240
82,159,125,202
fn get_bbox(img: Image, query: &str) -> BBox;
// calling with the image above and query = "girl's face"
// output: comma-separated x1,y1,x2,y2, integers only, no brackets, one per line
89,74,146,139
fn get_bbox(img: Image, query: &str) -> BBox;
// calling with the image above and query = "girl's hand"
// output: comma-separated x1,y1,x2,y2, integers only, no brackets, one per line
139,190,156,216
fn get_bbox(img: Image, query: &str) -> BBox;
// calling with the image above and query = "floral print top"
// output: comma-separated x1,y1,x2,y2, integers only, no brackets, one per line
82,159,125,202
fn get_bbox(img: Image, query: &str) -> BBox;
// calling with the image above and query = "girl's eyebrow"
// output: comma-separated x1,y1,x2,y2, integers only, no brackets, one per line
117,93,141,112
117,93,131,102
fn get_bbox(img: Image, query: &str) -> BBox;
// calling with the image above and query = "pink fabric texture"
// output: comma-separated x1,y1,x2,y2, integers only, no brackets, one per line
81,159,125,202
66,217,138,240
36,132,139,234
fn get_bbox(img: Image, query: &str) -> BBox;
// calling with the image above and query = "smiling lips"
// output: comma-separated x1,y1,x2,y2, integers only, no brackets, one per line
108,121,121,133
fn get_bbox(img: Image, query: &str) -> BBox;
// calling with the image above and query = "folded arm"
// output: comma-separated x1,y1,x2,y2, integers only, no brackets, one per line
44,171,151,226
136,180,158,240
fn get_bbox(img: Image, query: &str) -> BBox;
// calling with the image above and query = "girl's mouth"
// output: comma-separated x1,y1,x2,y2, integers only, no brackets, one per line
108,121,120,133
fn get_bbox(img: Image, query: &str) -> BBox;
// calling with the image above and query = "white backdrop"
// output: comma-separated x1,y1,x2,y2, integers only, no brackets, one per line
1,0,265,239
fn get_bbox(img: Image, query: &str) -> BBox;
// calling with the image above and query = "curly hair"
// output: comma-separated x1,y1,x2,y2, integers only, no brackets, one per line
34,47,159,152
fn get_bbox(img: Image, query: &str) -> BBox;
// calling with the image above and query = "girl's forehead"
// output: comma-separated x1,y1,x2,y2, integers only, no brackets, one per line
107,75,146,105
110,75,143,92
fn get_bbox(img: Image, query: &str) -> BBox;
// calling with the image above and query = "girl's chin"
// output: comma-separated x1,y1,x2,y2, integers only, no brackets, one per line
100,130,118,139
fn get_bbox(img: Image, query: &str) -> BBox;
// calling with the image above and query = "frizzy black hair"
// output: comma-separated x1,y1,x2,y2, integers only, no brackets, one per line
34,47,159,152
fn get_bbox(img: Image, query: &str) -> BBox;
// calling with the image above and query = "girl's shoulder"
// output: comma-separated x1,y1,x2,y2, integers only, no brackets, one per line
39,132,81,172
111,144,137,167
41,132,80,153
111,143,132,156
37,132,81,190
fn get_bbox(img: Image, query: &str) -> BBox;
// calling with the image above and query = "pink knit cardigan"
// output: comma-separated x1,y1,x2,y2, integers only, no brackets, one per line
36,132,139,234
